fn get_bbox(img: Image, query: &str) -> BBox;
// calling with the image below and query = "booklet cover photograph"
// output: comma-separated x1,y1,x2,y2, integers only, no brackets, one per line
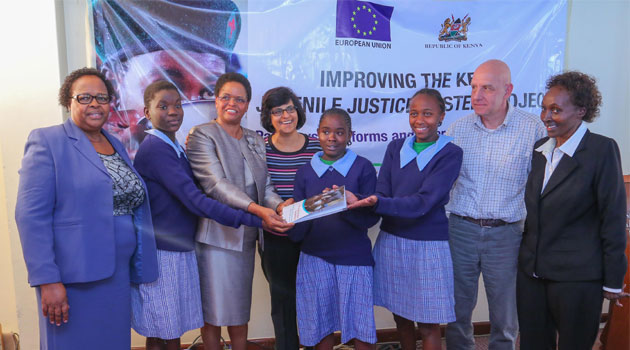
283,186,347,223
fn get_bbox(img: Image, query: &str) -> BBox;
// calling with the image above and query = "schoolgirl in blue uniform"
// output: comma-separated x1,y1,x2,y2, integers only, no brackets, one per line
130,81,266,350
289,108,379,350
348,89,463,350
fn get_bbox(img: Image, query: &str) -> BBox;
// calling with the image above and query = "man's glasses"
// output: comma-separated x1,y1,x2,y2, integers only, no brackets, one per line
217,95,247,105
72,93,111,105
271,105,297,117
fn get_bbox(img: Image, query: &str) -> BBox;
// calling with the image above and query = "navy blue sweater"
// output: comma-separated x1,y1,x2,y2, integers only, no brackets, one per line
134,134,262,251
289,155,379,266
375,138,463,240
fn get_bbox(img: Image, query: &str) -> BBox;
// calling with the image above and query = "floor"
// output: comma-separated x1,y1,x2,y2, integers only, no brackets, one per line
331,331,604,349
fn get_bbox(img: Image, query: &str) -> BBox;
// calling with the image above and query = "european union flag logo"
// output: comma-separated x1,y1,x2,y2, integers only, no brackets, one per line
336,0,394,42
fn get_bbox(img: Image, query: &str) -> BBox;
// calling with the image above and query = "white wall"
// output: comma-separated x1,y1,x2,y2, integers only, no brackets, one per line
0,1,65,349
565,0,630,170
0,1,627,349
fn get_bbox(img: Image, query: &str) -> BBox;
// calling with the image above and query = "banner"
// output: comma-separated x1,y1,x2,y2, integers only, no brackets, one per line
92,0,567,164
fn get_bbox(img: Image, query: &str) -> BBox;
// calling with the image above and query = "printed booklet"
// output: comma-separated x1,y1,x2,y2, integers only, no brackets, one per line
282,186,347,223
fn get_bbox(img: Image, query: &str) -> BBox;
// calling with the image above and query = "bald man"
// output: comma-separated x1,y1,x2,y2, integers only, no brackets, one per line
445,60,546,350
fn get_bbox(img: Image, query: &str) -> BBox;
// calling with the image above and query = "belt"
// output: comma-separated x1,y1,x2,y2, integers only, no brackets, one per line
453,214,511,228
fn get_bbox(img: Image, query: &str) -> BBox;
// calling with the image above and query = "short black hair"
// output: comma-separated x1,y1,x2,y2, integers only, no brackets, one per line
143,80,180,108
214,72,252,102
411,88,446,114
58,67,115,110
260,87,306,133
319,107,352,134
546,71,602,123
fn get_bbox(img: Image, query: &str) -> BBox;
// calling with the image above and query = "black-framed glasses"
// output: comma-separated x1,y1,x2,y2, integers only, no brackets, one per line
271,105,297,117
72,93,111,105
217,95,247,105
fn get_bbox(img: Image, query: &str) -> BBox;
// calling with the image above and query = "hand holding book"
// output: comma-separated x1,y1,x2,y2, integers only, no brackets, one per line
346,193,378,209
328,185,377,210
277,198,295,216
249,203,294,232
282,186,347,223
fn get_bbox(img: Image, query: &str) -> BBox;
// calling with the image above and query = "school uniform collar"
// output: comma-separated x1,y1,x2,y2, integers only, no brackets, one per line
311,149,357,178
145,129,187,159
400,134,453,171
535,122,587,157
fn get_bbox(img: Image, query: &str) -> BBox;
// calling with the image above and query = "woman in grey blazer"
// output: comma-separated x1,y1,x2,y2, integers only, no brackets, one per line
187,72,293,350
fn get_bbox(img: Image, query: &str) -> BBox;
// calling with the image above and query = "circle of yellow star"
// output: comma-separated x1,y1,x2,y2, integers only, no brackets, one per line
349,4,381,38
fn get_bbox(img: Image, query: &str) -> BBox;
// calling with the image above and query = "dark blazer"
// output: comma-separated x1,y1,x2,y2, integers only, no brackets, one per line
518,130,627,289
15,118,158,287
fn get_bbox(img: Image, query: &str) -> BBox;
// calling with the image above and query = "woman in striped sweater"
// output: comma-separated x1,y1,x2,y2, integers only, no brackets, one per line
259,87,321,350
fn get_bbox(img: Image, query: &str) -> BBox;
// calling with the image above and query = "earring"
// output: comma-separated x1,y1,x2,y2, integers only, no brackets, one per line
438,121,443,127
347,140,352,146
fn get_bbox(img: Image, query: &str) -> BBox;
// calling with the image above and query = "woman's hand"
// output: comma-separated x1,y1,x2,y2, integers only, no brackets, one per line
604,285,630,307
40,282,69,326
249,203,294,233
260,207,294,233
276,198,295,216
347,194,378,210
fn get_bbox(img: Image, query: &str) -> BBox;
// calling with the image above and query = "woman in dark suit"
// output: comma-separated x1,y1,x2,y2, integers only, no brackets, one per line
517,71,629,350
15,67,158,349
186,73,293,350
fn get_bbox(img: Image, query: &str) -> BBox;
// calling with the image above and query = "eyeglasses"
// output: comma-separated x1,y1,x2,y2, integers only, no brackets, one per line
271,105,297,117
72,93,111,105
217,95,247,105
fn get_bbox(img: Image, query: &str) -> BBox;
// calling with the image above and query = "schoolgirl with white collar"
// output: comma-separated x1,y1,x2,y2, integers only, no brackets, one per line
130,81,265,350
348,89,463,350
288,108,379,350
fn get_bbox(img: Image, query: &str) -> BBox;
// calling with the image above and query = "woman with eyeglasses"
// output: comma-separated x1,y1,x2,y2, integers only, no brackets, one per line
15,67,159,349
186,73,294,350
258,87,321,350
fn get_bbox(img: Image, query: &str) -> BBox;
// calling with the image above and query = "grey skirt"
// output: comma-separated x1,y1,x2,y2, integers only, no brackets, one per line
196,227,258,326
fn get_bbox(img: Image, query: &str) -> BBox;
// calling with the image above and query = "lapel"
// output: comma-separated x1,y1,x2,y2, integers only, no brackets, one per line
241,131,266,199
212,121,240,178
104,128,138,177
530,149,546,198
63,118,109,176
540,131,589,198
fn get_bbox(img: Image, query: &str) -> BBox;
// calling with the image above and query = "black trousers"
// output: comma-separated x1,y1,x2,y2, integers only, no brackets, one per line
516,268,604,350
259,231,302,350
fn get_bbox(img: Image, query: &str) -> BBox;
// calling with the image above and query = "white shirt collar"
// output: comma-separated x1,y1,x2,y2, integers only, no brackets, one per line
145,129,187,159
399,134,453,171
535,122,587,157
310,149,357,178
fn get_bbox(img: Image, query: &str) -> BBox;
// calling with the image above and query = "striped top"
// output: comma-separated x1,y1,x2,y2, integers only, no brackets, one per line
265,133,321,201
